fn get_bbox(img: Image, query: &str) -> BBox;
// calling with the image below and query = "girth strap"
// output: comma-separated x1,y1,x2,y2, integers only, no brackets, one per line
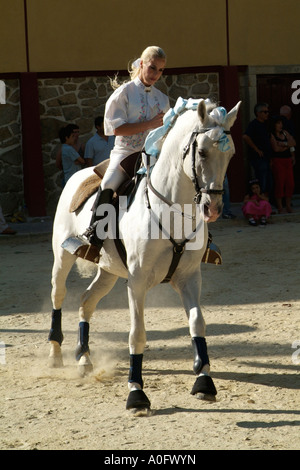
144,188,197,283
160,236,187,284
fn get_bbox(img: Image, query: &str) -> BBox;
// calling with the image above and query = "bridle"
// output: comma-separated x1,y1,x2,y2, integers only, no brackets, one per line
146,127,231,209
182,129,231,204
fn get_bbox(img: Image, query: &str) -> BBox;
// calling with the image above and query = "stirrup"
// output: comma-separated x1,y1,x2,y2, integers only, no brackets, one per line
202,242,222,265
61,236,100,264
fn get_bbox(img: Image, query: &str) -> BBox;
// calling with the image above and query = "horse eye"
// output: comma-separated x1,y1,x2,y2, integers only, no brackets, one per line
199,149,206,158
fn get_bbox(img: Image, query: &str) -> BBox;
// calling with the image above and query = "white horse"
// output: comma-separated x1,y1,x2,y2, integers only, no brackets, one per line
49,98,241,411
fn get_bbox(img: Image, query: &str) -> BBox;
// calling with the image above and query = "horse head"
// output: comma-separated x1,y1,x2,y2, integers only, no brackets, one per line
183,99,241,222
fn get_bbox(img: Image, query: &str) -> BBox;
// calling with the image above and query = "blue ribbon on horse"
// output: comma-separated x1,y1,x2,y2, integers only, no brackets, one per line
218,132,231,152
139,98,230,174
205,106,231,152
145,97,203,158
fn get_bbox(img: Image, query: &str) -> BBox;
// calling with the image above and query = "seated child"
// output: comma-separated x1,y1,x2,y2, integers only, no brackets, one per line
242,179,272,226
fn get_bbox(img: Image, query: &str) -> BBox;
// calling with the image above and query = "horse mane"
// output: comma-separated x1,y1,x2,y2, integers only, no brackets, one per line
161,98,218,147
204,99,217,114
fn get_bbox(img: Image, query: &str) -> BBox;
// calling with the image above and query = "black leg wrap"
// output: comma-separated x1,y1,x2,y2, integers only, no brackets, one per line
128,354,144,389
192,337,210,375
191,375,217,397
48,309,64,345
126,390,151,410
75,321,90,361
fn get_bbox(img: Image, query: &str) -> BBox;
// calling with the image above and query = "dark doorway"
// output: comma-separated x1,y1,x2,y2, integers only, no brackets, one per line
257,74,300,193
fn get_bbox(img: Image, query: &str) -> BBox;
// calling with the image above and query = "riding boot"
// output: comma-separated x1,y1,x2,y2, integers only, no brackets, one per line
61,188,114,263
83,187,114,246
201,232,222,265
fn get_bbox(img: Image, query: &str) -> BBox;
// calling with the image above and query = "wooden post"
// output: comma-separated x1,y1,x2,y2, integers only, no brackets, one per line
20,72,46,216
219,66,245,202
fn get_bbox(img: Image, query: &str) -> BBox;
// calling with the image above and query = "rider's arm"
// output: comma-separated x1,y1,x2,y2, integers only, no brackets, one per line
114,113,164,136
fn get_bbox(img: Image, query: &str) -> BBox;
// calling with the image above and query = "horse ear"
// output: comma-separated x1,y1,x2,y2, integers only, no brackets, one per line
224,101,242,130
197,99,207,124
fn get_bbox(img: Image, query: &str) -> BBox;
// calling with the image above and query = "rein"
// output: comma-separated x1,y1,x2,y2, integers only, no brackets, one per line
145,153,195,220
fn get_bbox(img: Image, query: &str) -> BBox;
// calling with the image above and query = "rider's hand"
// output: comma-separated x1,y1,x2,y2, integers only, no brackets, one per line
149,112,164,129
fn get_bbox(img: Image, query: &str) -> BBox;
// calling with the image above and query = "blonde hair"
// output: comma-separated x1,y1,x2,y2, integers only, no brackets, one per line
110,46,166,90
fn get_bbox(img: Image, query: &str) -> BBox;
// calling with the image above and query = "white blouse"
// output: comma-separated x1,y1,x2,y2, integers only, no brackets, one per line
104,77,170,157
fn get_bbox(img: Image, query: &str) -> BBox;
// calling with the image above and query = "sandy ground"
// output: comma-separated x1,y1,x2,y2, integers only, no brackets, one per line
0,217,299,451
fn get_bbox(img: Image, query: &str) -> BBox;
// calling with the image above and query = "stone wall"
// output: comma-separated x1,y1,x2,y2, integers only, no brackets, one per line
0,72,219,217
0,79,22,216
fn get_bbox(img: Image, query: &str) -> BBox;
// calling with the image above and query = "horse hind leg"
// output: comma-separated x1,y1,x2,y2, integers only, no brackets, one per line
48,249,77,368
75,269,118,377
48,308,64,368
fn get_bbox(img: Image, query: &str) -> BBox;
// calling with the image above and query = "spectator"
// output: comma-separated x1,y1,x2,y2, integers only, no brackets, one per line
222,174,236,219
0,204,16,235
270,116,296,213
56,123,85,171
243,102,273,196
84,116,115,166
280,105,296,138
59,124,85,184
242,179,272,226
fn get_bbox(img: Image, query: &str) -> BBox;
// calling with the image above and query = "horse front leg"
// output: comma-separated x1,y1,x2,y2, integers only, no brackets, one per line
76,269,118,377
175,272,217,401
126,277,151,414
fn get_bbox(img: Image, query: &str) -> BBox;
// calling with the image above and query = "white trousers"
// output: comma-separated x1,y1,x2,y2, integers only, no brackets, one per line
100,152,130,192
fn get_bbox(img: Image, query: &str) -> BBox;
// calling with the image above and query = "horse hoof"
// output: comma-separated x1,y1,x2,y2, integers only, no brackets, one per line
130,408,152,417
78,363,93,377
48,341,63,368
126,390,151,414
48,355,64,368
196,392,216,402
78,353,93,377
191,375,217,401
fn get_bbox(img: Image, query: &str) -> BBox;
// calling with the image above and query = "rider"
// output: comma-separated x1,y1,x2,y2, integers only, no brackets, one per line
62,46,222,265
62,45,170,260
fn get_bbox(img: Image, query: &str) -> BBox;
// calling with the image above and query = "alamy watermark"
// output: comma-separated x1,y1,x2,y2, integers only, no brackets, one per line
0,342,6,365
292,340,300,365
94,197,206,251
291,80,300,105
0,80,6,104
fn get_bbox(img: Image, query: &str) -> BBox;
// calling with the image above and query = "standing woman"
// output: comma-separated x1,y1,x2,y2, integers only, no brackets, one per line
270,116,296,213
63,46,170,258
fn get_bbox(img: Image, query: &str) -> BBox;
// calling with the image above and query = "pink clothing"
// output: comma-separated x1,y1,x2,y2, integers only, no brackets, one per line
242,194,272,220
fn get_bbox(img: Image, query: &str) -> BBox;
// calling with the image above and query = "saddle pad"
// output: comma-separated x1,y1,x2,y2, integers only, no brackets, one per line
93,159,110,178
70,153,141,213
69,174,101,213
